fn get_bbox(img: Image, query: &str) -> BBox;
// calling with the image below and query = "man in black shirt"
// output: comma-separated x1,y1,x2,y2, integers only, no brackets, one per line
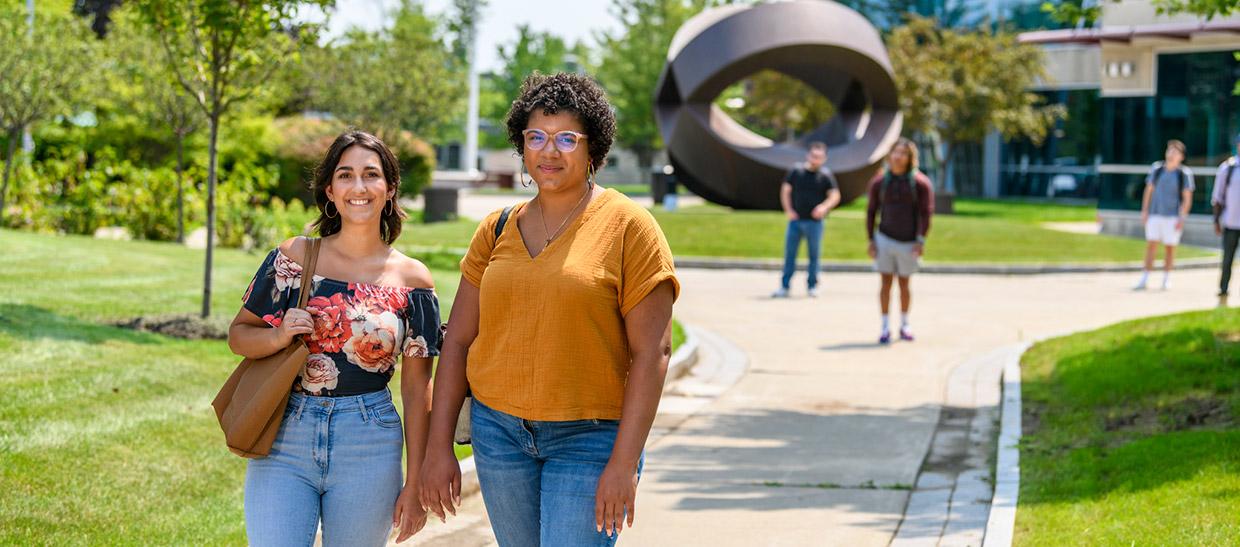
773,142,840,298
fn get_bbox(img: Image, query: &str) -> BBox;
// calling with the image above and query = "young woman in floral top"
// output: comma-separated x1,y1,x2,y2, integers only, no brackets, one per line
228,131,440,545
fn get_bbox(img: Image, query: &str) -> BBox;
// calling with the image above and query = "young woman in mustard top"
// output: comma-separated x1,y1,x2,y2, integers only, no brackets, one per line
419,73,679,546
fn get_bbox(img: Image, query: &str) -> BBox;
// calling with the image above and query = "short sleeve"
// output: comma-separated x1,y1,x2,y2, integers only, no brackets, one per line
402,291,442,358
1146,163,1159,185
619,209,680,316
460,208,504,287
783,168,796,183
1183,167,1195,191
822,170,839,190
241,249,300,327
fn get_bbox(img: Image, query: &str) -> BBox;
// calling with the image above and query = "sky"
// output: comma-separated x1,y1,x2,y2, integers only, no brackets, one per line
314,0,623,73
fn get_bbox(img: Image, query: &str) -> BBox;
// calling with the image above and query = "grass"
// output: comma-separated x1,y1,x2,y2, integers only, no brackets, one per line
650,199,1213,263
1015,308,1240,545
397,197,1213,264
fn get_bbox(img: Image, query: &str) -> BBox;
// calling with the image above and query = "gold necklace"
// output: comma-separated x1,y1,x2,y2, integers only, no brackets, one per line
537,183,593,247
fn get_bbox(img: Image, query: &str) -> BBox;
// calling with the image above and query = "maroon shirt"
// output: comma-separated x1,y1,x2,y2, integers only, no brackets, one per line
866,170,934,243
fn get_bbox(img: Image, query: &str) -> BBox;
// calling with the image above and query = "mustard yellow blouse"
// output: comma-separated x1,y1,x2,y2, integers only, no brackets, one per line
460,189,680,421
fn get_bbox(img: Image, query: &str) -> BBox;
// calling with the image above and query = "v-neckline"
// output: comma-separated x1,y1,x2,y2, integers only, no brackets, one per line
515,188,613,260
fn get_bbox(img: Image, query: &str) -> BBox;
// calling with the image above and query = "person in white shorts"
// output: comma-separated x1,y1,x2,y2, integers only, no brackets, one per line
1136,140,1194,290
866,138,934,344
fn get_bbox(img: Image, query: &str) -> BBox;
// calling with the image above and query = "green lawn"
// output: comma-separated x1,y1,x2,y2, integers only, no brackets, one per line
1016,308,1240,545
398,197,1213,264
651,199,1213,263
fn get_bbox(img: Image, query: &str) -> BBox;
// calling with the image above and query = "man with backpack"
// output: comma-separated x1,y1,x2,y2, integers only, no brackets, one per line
866,138,934,344
1213,133,1240,302
1135,140,1194,291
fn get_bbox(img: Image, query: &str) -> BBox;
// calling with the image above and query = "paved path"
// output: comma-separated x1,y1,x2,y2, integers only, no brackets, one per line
407,266,1221,546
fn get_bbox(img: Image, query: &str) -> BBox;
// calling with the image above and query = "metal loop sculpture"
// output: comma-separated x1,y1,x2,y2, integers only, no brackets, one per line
655,1,902,209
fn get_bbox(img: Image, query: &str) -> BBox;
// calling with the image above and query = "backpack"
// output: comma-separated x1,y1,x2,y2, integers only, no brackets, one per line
1152,164,1187,206
1216,159,1238,222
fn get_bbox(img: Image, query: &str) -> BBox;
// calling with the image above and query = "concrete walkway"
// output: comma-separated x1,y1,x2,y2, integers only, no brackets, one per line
403,265,1221,546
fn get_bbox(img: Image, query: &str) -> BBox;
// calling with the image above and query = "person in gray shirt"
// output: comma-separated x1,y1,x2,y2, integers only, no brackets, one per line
1135,140,1194,291
1213,133,1240,301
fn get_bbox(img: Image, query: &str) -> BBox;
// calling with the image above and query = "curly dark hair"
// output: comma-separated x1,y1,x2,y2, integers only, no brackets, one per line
309,131,407,245
506,72,616,171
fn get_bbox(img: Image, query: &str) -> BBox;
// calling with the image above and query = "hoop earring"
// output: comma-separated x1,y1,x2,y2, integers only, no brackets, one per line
384,198,394,216
587,164,597,189
520,163,532,188
324,202,338,219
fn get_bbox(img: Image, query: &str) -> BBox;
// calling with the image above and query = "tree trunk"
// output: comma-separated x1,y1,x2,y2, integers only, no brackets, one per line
0,127,19,226
175,134,185,243
202,117,219,319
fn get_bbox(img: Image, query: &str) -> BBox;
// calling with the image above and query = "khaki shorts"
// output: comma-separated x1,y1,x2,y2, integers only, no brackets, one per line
874,231,920,277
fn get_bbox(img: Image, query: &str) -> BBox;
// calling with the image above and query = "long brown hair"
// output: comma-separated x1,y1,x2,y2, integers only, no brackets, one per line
889,137,919,174
310,131,407,245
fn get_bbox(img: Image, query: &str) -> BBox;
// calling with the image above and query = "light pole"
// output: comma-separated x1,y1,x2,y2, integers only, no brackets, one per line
462,0,480,175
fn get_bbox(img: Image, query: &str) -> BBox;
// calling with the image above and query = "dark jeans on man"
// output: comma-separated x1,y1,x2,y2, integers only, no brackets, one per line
781,219,824,290
1222,228,1240,294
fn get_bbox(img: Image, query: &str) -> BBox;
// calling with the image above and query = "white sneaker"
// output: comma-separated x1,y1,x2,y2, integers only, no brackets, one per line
1161,278,1171,290
1133,279,1147,291
771,288,789,298
807,288,818,298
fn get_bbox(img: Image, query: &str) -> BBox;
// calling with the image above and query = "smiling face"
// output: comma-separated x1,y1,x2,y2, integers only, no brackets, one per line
325,145,393,225
523,109,591,194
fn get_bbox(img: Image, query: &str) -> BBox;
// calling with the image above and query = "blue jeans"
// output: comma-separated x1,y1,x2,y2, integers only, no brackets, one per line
245,389,403,547
471,399,642,547
781,219,825,290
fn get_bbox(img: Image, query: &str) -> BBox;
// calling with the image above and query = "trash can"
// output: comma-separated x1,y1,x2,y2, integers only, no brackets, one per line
423,186,459,223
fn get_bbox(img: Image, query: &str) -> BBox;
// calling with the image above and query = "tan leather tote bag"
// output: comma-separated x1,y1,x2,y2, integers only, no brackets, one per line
212,238,322,458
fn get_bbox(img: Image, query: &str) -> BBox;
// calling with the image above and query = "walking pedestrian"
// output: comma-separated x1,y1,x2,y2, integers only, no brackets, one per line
1135,140,1194,291
1213,133,1240,303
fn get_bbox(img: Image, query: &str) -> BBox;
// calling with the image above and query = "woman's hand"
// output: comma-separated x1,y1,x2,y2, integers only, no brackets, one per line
419,446,462,523
392,481,427,542
594,459,639,538
274,308,314,346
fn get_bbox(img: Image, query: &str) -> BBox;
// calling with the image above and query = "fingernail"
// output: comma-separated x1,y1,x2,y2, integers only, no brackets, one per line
597,525,602,532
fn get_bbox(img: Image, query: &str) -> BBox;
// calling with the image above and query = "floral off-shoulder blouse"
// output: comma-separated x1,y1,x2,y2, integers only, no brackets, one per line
242,248,442,397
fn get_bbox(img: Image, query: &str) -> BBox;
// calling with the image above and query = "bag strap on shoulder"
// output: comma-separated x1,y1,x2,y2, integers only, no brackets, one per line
296,238,321,309
495,205,515,240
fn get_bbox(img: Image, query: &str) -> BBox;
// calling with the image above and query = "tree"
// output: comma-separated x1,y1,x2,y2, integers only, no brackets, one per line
1044,0,1240,27
598,0,728,172
137,0,331,318
107,8,204,243
312,0,463,142
0,7,96,225
887,16,1065,193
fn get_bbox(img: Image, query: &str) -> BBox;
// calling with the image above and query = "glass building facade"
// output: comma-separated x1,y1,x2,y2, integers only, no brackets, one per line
999,50,1240,215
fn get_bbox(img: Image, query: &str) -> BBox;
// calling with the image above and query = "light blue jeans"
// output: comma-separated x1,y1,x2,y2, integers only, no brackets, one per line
781,219,825,290
245,389,403,547
471,399,642,547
